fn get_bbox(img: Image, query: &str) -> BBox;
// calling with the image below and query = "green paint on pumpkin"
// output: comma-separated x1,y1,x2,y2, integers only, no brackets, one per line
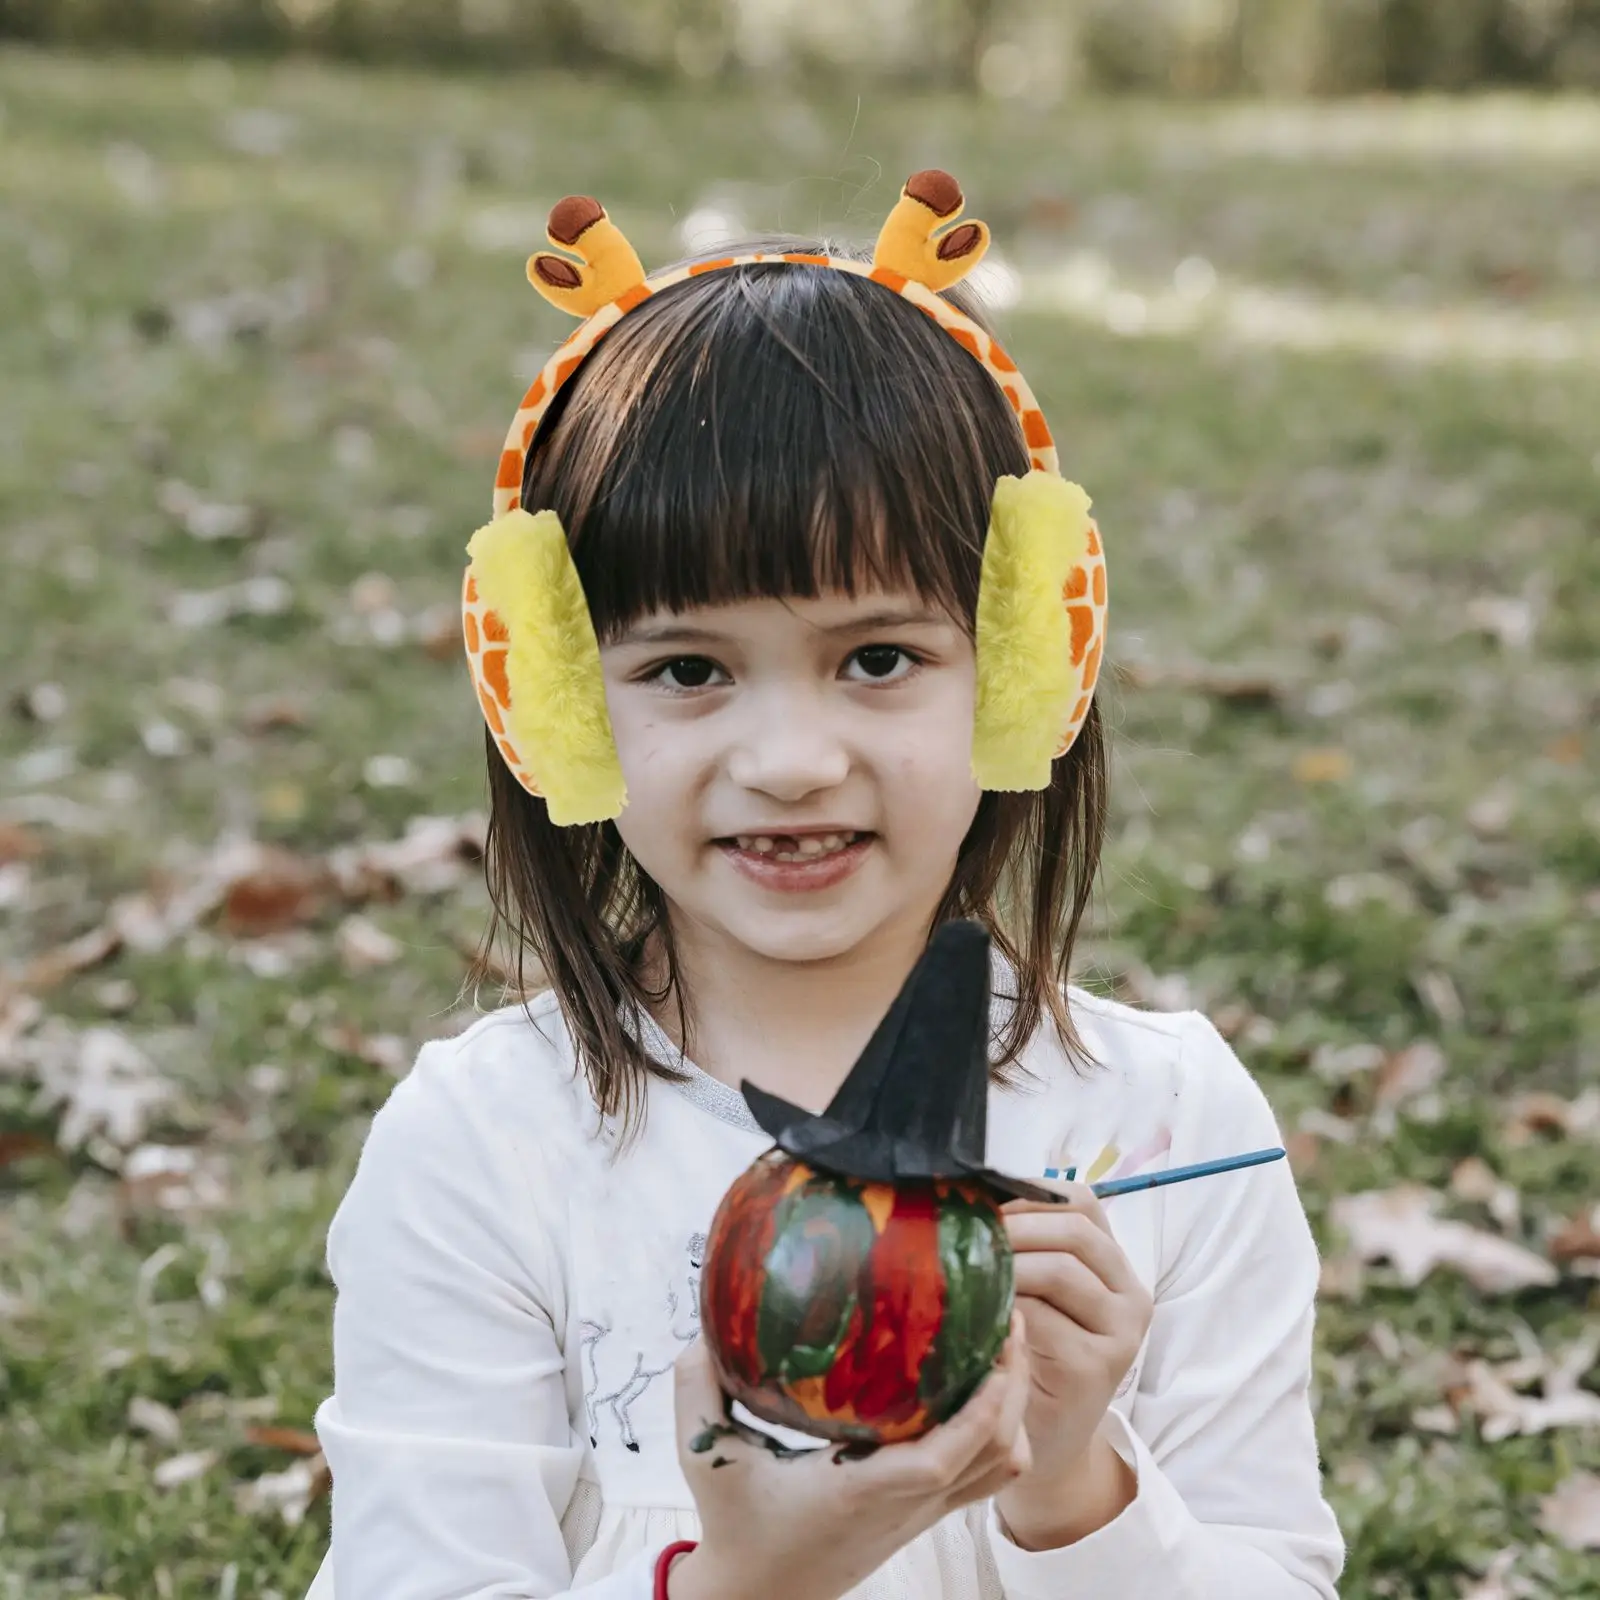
755,1177,878,1384
922,1188,1013,1420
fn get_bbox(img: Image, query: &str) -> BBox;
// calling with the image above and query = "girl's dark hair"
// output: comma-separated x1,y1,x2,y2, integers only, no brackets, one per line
473,237,1109,1145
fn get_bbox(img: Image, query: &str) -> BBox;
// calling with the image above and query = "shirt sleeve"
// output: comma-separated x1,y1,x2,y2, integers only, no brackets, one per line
312,1036,661,1600
985,1010,1346,1599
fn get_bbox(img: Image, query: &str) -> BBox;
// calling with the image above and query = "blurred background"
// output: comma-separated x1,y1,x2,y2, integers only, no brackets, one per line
1,3,1597,1598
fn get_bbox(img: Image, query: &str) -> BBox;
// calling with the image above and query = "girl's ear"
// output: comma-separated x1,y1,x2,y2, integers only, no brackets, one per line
971,473,1106,791
463,509,627,825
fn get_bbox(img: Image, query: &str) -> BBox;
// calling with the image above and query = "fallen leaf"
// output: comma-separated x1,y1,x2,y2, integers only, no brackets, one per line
1330,1186,1558,1294
220,846,332,936
1293,747,1351,784
0,821,44,864
1462,1352,1600,1441
1504,1090,1600,1145
11,682,68,723
327,814,486,899
119,1144,230,1217
1458,1549,1527,1599
415,604,460,659
1538,1471,1600,1550
128,1396,182,1445
1465,595,1536,650
24,1024,176,1151
1375,1040,1448,1109
1409,1403,1459,1435
245,1425,323,1456
242,696,310,732
1550,1204,1600,1263
19,922,122,992
168,576,293,630
157,479,260,542
1449,1157,1522,1233
1285,1129,1321,1176
234,1453,330,1527
152,1449,217,1489
319,1025,410,1076
1317,1254,1366,1300
336,914,402,972
0,1131,58,1167
1120,660,1285,706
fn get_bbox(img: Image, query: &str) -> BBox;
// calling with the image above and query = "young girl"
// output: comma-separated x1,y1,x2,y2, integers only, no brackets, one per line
308,173,1345,1600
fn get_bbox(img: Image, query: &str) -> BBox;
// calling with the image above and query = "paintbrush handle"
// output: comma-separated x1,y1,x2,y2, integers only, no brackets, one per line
1090,1146,1287,1199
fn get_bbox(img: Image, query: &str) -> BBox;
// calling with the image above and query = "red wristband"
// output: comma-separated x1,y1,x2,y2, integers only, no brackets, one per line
653,1539,698,1600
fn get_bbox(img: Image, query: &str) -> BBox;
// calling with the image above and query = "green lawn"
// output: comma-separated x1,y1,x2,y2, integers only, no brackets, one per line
1,49,1597,1599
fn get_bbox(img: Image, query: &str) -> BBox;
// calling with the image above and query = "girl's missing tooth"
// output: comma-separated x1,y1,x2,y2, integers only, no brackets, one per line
308,175,1345,1600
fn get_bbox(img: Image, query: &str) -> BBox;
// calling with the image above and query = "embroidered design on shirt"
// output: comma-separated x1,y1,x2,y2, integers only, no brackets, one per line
667,1230,706,1343
581,1231,709,1454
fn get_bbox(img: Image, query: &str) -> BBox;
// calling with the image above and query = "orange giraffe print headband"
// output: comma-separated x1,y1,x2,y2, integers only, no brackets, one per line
463,171,1107,825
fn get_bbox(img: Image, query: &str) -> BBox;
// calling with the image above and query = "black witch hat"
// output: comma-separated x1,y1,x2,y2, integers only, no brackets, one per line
739,920,1072,1205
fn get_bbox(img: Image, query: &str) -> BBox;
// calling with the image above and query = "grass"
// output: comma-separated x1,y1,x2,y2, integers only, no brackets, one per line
1,47,1597,1599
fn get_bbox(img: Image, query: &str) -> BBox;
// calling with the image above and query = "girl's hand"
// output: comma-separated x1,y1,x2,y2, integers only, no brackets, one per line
670,1310,1033,1600
995,1182,1153,1540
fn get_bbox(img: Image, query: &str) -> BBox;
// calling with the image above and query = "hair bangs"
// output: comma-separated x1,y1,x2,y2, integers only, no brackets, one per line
520,252,1030,642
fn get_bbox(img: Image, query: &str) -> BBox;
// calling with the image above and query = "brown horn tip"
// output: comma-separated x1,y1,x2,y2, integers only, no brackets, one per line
935,222,983,262
904,169,962,218
532,254,583,290
547,195,605,246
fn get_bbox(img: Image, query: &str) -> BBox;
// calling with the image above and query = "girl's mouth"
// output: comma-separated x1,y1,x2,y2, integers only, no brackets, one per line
716,831,875,892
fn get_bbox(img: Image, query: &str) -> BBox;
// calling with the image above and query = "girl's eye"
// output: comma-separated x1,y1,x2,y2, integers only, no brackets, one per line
651,657,725,690
847,645,919,682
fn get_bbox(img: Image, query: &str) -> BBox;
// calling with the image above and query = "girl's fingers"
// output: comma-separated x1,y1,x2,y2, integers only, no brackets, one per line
1012,1253,1121,1335
1004,1206,1141,1297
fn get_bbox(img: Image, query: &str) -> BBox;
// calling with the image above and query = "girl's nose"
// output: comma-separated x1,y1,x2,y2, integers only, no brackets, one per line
724,695,851,801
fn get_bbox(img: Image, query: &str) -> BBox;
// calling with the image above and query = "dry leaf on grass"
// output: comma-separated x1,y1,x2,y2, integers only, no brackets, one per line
119,1144,230,1218
1293,747,1352,784
1458,1549,1533,1599
245,1425,323,1456
1449,1157,1523,1233
1456,1332,1600,1440
19,923,122,992
319,1025,409,1076
1118,660,1287,706
1504,1090,1600,1145
0,820,44,863
25,1025,176,1152
0,985,44,1062
1550,1204,1600,1264
1538,1471,1600,1550
127,1396,182,1444
235,1453,330,1527
327,814,486,899
1375,1040,1448,1108
152,1449,217,1489
1330,1186,1558,1294
336,914,402,972
219,844,333,936
0,1131,58,1167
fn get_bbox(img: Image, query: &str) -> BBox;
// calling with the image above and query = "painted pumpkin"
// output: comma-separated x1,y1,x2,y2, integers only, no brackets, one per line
699,1148,1015,1445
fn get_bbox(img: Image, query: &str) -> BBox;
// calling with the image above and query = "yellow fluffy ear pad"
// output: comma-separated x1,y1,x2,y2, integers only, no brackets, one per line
464,509,627,825
972,473,1100,791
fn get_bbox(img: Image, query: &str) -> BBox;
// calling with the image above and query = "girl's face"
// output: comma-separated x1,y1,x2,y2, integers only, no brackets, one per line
601,587,982,968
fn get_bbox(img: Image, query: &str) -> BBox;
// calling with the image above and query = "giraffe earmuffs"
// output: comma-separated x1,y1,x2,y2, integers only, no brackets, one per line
463,171,1107,826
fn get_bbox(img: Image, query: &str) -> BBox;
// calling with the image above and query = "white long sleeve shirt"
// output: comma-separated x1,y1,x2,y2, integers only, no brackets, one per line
308,981,1345,1600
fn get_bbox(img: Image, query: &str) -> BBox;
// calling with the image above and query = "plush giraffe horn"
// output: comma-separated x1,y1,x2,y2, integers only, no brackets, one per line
527,196,647,319
873,170,991,293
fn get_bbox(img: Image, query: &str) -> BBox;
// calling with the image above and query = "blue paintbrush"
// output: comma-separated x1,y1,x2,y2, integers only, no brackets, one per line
1086,1145,1287,1199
